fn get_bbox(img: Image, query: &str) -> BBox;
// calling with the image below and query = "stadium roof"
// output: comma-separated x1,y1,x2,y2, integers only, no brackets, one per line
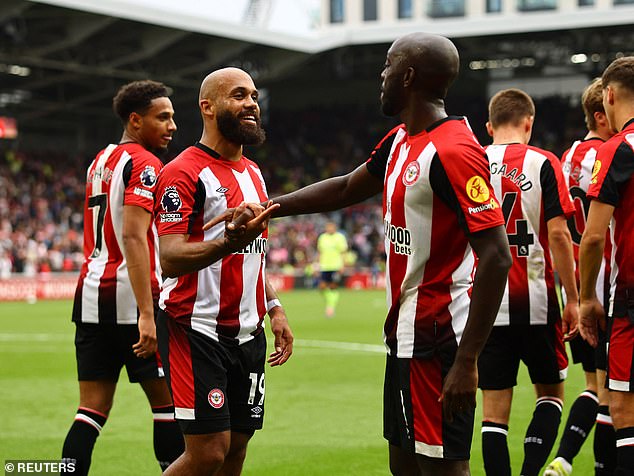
1,0,633,153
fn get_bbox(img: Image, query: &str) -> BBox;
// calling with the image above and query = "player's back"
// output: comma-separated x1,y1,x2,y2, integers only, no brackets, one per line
73,142,162,324
485,143,572,326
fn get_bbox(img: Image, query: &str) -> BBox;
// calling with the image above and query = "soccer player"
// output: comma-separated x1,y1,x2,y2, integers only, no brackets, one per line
579,55,634,476
317,221,348,317
224,32,512,476
154,67,294,476
476,89,578,476
62,80,183,475
545,78,616,476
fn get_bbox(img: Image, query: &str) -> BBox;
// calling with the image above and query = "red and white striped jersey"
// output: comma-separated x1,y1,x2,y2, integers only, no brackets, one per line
366,117,505,359
485,143,575,326
561,138,611,308
587,119,634,318
72,142,163,324
155,143,269,345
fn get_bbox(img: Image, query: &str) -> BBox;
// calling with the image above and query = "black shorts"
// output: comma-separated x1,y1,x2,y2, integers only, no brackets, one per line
320,271,341,285
478,323,568,390
75,322,163,383
569,328,608,373
157,310,266,435
384,353,474,461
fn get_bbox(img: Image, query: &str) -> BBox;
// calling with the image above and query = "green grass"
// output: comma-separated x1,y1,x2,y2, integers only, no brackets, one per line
0,291,594,475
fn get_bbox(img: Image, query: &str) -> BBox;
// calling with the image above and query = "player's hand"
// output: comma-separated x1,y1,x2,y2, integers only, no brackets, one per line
561,300,580,341
202,208,236,232
133,312,157,358
268,308,293,367
579,297,604,347
439,356,477,422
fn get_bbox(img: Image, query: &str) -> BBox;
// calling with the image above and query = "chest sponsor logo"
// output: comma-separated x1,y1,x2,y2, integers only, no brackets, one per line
466,175,491,203
590,159,601,184
384,220,412,255
208,389,225,409
402,161,421,186
140,165,157,187
233,237,268,255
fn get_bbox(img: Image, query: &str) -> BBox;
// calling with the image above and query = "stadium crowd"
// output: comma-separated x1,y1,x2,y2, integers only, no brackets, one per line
0,95,584,277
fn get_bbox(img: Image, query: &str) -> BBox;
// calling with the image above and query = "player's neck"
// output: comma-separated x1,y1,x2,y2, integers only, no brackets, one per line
490,126,529,145
119,131,142,148
199,132,243,162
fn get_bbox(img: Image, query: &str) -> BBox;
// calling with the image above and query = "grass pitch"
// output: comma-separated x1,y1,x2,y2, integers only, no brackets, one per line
0,290,593,475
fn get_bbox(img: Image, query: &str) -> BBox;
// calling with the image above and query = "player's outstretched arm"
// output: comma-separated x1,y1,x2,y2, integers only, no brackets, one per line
160,202,278,278
122,204,157,358
271,164,383,218
547,215,579,340
579,200,614,347
440,225,511,420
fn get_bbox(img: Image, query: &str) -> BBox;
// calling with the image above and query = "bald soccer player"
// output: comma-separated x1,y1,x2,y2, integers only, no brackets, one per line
154,68,294,476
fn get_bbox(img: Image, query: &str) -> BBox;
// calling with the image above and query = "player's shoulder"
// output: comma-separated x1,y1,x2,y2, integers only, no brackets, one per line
160,145,204,177
431,116,485,159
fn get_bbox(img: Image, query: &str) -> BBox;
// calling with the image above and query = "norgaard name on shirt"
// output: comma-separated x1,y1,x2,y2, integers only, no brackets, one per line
234,237,268,255
490,162,533,191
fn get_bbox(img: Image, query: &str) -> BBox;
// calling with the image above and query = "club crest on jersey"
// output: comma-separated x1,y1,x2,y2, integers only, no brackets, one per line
140,165,157,187
591,160,601,184
161,186,182,212
466,175,490,203
208,389,225,409
402,161,421,186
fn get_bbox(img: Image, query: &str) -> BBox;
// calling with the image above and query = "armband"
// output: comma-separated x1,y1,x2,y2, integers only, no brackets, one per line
266,299,282,312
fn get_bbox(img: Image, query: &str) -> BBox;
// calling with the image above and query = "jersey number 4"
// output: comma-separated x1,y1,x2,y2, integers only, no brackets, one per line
88,193,107,258
501,192,534,257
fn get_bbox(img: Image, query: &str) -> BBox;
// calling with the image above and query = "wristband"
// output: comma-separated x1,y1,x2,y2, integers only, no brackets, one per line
266,299,282,312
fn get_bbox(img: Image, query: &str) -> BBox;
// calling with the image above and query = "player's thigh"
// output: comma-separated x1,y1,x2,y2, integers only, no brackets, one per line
117,324,164,384
157,313,232,435
227,331,266,433
521,323,566,386
384,353,474,463
78,380,117,414
74,322,124,384
477,326,521,390
140,377,173,407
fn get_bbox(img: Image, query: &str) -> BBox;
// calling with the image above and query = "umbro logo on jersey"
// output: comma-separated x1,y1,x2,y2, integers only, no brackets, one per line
140,165,157,187
216,186,229,194
251,406,263,418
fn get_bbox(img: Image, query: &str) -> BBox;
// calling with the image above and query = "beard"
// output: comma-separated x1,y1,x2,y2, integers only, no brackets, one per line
217,109,266,146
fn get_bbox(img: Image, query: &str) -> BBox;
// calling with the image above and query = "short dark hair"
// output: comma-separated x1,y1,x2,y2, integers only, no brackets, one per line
602,56,634,95
581,78,604,131
488,88,535,129
112,80,170,123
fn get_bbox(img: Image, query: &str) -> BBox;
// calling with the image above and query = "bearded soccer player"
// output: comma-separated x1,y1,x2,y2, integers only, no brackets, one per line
580,55,634,476
224,33,512,476
155,67,293,476
62,80,184,475
476,89,577,476
545,78,616,476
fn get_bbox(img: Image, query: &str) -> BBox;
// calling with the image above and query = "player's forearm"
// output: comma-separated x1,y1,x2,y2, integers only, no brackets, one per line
160,237,235,278
272,166,382,217
549,224,579,303
579,232,605,302
122,234,154,315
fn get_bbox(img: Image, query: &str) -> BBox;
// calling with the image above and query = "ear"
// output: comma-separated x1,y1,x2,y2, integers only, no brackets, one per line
128,111,142,129
403,67,415,88
525,115,534,133
200,98,214,118
594,111,608,128
486,121,494,138
605,86,615,106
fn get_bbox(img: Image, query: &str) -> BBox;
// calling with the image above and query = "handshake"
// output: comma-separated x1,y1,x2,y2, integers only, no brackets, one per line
202,200,279,251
